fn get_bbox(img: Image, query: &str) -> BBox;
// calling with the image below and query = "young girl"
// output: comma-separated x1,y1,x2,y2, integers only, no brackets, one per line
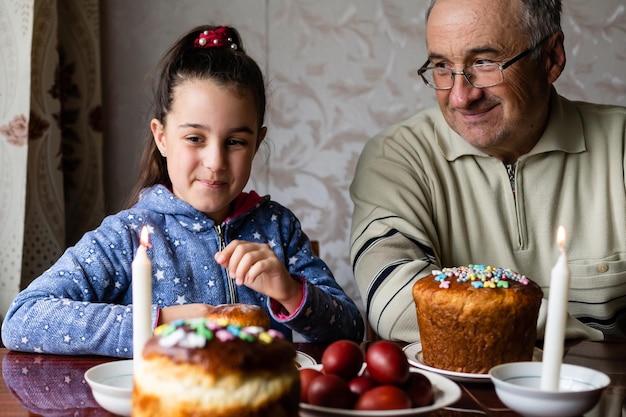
1,25,364,357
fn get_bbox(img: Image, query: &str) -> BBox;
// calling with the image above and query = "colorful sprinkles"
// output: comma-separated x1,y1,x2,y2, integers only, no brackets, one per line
433,265,529,289
154,318,284,348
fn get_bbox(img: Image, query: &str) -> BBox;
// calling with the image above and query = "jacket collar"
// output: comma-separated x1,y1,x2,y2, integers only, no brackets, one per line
137,185,268,228
226,190,266,221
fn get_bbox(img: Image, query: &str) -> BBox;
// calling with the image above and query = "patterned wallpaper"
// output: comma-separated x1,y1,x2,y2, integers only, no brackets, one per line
2,0,623,319
100,0,626,315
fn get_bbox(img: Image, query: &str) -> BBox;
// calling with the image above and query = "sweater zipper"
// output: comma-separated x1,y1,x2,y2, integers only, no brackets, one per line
504,162,525,249
215,223,238,303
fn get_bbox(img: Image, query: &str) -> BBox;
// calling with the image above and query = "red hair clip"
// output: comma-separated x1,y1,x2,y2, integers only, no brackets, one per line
194,27,238,50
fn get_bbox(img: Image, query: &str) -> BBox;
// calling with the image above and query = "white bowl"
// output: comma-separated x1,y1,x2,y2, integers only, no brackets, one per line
84,360,133,417
299,365,461,416
489,361,610,417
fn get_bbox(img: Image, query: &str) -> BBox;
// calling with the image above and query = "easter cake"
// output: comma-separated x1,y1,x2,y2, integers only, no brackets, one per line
412,265,543,374
132,318,300,417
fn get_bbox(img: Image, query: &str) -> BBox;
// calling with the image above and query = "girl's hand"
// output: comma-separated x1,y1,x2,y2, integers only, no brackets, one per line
214,240,303,314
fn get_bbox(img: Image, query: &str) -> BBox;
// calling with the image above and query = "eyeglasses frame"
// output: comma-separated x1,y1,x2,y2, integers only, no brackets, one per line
417,35,552,90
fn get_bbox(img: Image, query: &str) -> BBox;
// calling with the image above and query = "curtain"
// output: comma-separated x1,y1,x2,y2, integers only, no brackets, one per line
0,0,104,322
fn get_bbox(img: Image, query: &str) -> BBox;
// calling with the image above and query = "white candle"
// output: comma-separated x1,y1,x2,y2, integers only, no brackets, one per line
541,226,570,391
132,226,153,373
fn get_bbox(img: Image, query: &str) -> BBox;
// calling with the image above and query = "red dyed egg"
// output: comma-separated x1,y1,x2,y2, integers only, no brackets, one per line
348,374,379,396
365,340,410,385
354,385,412,410
403,372,434,407
307,373,355,409
321,339,364,381
299,368,322,403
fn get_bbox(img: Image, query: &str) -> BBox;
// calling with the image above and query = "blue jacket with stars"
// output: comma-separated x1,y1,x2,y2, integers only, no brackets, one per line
1,185,364,357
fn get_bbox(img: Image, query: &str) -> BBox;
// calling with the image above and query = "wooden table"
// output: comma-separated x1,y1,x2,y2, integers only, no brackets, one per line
0,340,624,416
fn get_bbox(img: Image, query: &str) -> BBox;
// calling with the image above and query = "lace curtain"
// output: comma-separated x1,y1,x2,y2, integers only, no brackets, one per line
0,0,104,322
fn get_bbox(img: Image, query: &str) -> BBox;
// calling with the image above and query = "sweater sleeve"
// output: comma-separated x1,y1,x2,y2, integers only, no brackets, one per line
1,216,157,357
349,126,440,343
266,212,365,343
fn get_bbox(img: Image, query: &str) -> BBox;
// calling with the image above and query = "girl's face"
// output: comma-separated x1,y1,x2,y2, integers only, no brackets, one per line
151,79,266,224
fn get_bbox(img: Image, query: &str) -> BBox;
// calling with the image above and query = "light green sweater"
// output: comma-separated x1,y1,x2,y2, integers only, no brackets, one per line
350,90,625,342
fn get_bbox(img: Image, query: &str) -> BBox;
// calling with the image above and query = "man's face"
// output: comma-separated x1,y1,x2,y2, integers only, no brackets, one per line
425,0,557,161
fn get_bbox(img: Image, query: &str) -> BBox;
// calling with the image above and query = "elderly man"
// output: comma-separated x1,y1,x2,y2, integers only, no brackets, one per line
350,0,625,342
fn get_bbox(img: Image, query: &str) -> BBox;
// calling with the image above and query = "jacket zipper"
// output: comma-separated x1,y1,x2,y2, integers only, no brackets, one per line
215,223,238,303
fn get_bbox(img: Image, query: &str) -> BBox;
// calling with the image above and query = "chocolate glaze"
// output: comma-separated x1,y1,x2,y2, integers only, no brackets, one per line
142,322,297,374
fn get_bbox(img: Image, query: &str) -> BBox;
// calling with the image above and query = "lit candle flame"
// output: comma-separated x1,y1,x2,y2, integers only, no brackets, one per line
556,226,566,251
140,226,152,248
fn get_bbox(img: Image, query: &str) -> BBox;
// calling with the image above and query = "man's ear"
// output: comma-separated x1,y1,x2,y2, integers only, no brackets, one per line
546,31,566,84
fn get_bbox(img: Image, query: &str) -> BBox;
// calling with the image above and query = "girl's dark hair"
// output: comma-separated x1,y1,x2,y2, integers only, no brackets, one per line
127,25,266,207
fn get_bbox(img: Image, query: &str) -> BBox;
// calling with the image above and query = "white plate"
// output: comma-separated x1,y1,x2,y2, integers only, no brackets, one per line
296,350,317,368
403,343,543,383
299,364,461,416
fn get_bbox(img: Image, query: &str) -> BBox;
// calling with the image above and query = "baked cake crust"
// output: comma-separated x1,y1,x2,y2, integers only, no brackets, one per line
205,303,271,329
413,265,543,374
133,318,300,417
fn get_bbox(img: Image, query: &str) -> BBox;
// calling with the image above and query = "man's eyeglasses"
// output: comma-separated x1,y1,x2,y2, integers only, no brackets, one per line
417,35,551,90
